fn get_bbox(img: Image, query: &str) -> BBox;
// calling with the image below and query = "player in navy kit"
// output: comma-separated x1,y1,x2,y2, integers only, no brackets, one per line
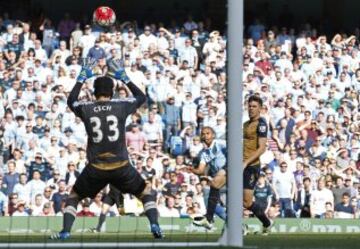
51,59,163,240
88,185,124,233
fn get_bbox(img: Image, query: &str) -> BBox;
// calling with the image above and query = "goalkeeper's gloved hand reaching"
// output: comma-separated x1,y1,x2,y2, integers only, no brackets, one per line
77,57,98,83
107,59,130,84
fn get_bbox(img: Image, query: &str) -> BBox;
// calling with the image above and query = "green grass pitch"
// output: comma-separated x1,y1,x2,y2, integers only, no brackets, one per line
0,233,359,249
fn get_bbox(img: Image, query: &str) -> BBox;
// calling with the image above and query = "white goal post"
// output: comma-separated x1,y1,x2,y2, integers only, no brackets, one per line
220,0,244,247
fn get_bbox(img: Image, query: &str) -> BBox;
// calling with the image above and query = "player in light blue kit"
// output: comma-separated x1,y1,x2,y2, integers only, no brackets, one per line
190,126,227,229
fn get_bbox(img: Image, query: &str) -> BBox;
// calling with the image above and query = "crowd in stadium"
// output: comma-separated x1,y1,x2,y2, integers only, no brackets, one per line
246,19,360,219
0,13,226,218
1,10,359,221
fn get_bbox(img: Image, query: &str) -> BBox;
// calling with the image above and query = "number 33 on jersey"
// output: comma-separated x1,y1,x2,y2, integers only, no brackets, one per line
70,99,139,169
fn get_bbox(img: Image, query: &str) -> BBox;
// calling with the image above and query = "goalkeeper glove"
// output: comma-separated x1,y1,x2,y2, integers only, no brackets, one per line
77,58,98,83
108,59,130,84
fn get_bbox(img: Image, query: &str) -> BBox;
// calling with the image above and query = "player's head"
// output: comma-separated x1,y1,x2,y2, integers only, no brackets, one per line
258,172,266,184
248,95,263,119
94,76,114,99
200,126,216,146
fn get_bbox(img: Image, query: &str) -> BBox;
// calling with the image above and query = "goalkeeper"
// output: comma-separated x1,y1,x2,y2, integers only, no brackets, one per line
51,59,163,240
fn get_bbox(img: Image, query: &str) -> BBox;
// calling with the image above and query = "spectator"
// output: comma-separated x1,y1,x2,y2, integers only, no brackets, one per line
272,161,296,217
0,188,8,216
39,202,53,216
8,193,18,216
78,25,96,58
12,200,29,216
26,170,46,202
28,152,51,181
30,193,45,216
158,196,180,217
142,157,157,187
65,161,80,187
13,173,30,205
3,160,19,195
344,178,357,198
332,177,348,206
77,198,95,217
142,112,163,146
139,26,157,52
334,192,355,218
89,192,103,216
162,171,181,198
126,124,146,153
51,180,68,214
164,95,181,150
295,177,312,217
46,170,62,190
87,39,106,60
57,13,75,42
310,177,334,218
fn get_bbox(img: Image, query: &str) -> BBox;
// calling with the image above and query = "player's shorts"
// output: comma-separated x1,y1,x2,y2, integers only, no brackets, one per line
243,164,260,190
103,185,124,208
73,163,145,199
209,165,227,178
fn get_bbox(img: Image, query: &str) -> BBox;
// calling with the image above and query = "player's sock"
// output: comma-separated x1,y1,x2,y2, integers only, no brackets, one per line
250,202,271,227
205,187,220,223
96,213,107,231
142,193,159,225
62,197,79,233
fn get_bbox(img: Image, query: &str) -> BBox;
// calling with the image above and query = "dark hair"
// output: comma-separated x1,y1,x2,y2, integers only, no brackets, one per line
248,95,263,106
19,173,26,180
343,192,351,198
201,126,215,135
94,76,114,98
303,177,311,183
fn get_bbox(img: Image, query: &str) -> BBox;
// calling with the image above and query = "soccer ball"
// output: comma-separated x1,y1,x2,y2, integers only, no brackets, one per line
93,6,116,27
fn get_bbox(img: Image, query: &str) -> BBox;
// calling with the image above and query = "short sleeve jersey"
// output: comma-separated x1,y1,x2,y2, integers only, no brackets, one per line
70,98,139,170
243,117,268,166
200,140,227,177
254,183,273,204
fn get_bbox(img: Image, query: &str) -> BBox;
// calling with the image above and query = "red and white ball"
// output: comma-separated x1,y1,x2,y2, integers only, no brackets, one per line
93,6,116,27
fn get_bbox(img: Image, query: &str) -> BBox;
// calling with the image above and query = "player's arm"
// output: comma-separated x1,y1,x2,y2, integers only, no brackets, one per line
126,81,146,108
67,82,83,113
243,119,268,168
108,59,146,108
67,58,97,113
191,161,207,175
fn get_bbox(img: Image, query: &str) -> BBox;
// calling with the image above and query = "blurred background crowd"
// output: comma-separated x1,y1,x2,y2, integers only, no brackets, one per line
246,19,360,219
2,4,360,222
0,12,227,218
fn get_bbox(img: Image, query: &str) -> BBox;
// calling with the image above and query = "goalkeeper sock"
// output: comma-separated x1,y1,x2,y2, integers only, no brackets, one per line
205,187,220,223
250,202,271,227
62,197,79,233
96,213,107,231
142,193,159,225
